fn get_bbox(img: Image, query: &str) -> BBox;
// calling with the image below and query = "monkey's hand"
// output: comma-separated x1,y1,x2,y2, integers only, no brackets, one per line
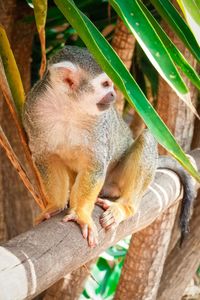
35,205,64,224
97,130,157,231
97,198,134,230
63,167,106,248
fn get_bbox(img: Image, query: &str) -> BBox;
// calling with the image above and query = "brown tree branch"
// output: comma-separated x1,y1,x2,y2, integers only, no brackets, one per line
0,149,199,300
0,56,47,209
0,126,44,210
0,0,37,242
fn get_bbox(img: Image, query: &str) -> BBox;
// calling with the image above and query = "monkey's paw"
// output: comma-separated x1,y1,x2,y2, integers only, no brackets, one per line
35,209,62,224
63,211,98,248
99,203,124,230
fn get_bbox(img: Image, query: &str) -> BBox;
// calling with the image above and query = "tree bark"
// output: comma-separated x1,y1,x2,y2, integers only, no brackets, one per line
191,102,200,149
43,262,94,300
157,190,200,300
114,16,198,300
1,151,199,300
114,203,179,300
0,0,36,242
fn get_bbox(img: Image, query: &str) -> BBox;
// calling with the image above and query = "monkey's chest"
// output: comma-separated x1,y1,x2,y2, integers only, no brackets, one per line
57,144,93,173
55,128,94,172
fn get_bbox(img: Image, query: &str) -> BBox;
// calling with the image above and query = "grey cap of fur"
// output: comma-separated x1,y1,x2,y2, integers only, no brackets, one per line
49,46,103,77
24,46,103,107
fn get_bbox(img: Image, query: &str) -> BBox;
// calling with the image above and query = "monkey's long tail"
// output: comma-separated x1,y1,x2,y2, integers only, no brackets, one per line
157,155,197,245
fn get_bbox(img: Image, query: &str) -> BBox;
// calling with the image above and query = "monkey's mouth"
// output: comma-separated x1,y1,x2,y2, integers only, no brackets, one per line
97,103,112,111
97,92,115,110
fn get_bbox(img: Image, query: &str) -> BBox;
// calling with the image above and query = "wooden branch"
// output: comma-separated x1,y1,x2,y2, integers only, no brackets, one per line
0,127,44,209
0,57,47,209
0,149,199,300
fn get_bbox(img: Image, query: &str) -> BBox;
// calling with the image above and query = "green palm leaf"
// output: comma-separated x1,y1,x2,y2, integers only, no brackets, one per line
137,0,200,90
150,0,200,62
176,0,200,46
110,0,198,117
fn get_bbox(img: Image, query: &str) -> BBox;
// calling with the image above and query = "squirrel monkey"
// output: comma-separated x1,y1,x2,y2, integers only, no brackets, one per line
23,46,196,247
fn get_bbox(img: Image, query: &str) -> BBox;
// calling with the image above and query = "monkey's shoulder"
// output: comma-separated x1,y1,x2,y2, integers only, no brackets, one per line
95,107,133,158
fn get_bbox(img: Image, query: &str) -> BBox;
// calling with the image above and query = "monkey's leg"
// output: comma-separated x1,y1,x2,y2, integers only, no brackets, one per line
100,130,158,229
35,155,70,223
63,167,105,247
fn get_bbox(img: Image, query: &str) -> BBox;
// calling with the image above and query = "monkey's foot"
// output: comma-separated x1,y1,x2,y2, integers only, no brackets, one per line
99,202,129,230
35,209,62,224
63,211,98,248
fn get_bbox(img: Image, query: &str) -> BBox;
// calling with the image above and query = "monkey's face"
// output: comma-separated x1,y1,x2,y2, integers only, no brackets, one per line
90,73,116,113
49,61,116,116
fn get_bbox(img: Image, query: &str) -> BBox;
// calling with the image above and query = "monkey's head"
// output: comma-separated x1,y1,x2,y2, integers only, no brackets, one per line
45,46,116,115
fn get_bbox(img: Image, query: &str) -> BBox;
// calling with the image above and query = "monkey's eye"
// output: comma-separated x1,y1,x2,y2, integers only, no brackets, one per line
102,80,110,88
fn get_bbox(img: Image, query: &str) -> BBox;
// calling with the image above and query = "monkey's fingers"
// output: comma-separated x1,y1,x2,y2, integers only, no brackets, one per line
96,198,112,210
80,225,98,248
63,212,98,248
35,214,48,225
100,213,116,229
62,212,77,222
35,208,63,225
100,204,122,230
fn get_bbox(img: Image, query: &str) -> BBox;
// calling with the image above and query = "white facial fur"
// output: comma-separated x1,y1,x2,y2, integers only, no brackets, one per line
50,62,115,116
51,61,78,71
79,73,116,115
49,61,79,95
30,63,115,154
91,73,115,103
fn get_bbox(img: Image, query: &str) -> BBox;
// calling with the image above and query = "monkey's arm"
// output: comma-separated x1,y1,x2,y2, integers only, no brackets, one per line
98,130,196,242
99,130,158,229
63,165,106,247
34,155,70,223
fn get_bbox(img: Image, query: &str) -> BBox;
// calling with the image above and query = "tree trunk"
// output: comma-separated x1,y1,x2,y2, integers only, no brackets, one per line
0,0,36,242
114,15,198,300
191,102,200,149
43,262,94,300
114,203,179,300
157,190,200,300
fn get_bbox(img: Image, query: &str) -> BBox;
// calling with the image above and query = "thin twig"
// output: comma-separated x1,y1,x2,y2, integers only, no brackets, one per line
0,61,47,209
0,127,44,210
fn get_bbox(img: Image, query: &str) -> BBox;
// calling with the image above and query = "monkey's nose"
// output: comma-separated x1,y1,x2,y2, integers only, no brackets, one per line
98,91,116,105
111,90,116,100
108,91,116,101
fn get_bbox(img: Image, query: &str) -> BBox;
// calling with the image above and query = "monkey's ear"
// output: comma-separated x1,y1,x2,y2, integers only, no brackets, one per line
49,61,80,89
